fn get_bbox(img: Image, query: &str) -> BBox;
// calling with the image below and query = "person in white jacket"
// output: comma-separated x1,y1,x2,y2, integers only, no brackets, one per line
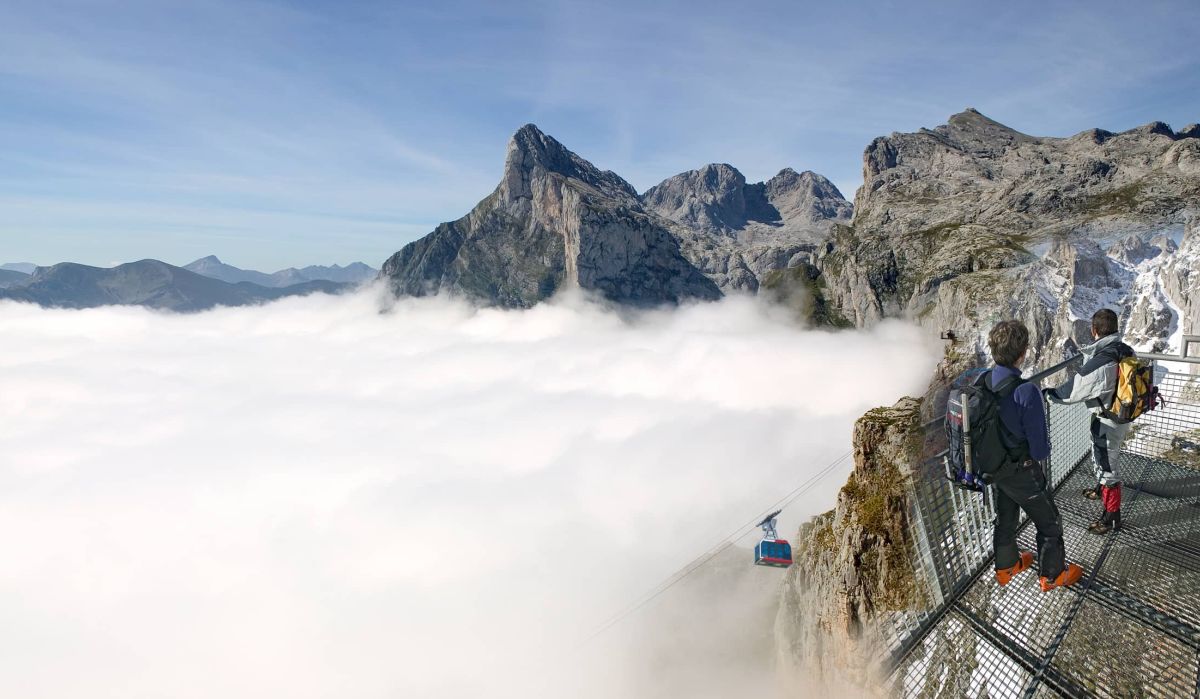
1045,309,1133,534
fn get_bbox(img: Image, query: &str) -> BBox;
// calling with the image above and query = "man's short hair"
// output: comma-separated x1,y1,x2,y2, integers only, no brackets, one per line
1091,308,1119,338
989,320,1029,367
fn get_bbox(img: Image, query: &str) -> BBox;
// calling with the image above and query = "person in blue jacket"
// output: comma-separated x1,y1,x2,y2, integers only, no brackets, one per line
987,320,1083,591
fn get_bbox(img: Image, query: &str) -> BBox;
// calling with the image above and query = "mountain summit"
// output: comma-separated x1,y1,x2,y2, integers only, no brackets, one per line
501,124,638,203
642,163,851,235
382,125,848,306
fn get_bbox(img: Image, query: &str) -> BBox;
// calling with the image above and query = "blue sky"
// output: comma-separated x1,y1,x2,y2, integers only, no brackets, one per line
3,0,1199,271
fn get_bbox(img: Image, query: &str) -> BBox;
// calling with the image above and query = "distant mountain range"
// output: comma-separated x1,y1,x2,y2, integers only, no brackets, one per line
0,259,351,311
1,262,37,275
182,256,377,287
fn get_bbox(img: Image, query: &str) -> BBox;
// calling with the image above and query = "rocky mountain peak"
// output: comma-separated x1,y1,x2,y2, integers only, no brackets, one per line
933,107,1039,151
185,255,226,272
765,169,852,225
1133,121,1176,138
643,162,851,237
501,123,637,202
640,163,752,233
385,125,720,307
833,108,1200,329
765,167,823,191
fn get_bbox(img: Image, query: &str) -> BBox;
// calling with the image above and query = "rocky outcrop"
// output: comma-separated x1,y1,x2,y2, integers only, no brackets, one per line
775,397,925,690
819,108,1200,350
642,165,852,293
381,125,851,305
1157,223,1200,352
642,164,851,237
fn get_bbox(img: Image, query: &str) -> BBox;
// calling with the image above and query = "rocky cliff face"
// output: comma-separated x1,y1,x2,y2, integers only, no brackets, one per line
1156,224,1200,352
382,124,720,307
381,125,850,305
642,165,852,292
778,110,1200,692
775,397,925,691
817,108,1200,361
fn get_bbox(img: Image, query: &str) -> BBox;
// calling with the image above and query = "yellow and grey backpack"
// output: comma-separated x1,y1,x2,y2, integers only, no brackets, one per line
1102,350,1162,424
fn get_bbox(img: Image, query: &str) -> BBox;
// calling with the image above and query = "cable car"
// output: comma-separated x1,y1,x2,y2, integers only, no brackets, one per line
753,510,793,568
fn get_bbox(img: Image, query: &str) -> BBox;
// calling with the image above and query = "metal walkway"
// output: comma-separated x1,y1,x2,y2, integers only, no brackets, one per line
883,342,1200,698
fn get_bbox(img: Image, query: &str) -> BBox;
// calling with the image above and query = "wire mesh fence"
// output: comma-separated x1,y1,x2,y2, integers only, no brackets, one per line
882,354,1200,698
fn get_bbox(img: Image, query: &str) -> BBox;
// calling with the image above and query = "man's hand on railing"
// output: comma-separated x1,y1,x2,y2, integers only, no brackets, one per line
1061,338,1080,362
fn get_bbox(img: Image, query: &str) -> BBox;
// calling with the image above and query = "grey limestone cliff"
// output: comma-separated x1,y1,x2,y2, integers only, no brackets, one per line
817,108,1200,350
381,125,851,305
643,164,852,292
776,397,925,691
382,124,721,307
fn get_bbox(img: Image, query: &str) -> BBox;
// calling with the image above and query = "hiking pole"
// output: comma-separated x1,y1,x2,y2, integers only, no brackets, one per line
962,397,974,480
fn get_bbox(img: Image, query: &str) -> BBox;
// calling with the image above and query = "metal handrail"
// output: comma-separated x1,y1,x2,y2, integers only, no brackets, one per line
920,354,1083,434
922,335,1200,434
1140,334,1200,364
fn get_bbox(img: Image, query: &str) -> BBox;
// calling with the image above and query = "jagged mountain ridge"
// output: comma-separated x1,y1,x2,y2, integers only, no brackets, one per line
381,124,852,305
641,163,851,238
0,260,347,311
184,255,377,287
820,108,1200,343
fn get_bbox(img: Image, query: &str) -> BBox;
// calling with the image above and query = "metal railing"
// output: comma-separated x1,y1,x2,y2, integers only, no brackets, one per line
880,342,1200,698
878,354,1090,665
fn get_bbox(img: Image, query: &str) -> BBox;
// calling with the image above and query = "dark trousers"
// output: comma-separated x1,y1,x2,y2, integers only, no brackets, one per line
992,460,1066,580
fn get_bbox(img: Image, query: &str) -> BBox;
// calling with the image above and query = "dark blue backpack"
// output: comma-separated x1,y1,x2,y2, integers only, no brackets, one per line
944,369,1028,492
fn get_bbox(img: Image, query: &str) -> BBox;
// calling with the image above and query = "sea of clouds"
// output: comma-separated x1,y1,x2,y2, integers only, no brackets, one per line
0,287,937,698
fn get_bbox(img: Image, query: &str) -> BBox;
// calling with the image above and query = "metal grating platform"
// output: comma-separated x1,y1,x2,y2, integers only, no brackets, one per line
885,355,1200,698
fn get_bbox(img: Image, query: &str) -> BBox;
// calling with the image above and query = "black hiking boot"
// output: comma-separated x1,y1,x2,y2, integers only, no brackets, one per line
1088,511,1121,535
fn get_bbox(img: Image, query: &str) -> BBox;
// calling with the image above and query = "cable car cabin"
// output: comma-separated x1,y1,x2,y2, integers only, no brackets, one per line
753,511,792,568
754,539,793,568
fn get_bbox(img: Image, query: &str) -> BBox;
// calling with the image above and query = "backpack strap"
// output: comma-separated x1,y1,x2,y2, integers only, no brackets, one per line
1079,340,1133,376
978,370,1030,463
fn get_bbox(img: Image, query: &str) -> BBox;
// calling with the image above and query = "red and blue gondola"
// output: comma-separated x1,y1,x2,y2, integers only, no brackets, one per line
754,539,793,567
753,510,793,567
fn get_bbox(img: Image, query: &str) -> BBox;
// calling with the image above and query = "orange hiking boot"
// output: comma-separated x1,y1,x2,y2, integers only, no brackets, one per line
995,551,1034,586
1040,563,1084,592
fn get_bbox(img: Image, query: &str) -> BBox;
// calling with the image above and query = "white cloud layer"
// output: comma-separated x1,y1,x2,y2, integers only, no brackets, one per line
0,289,937,698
